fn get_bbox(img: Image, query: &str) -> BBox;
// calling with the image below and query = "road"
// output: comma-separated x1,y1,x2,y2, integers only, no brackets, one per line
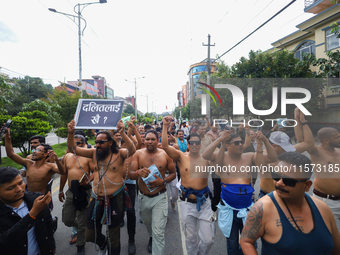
1,131,67,158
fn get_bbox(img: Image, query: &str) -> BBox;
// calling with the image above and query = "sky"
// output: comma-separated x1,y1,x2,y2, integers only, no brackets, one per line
0,0,315,114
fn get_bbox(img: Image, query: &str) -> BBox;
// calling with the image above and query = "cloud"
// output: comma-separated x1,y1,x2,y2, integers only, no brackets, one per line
0,20,19,43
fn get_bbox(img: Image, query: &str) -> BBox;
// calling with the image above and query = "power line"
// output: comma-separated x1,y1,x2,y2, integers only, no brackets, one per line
214,0,297,62
218,0,239,24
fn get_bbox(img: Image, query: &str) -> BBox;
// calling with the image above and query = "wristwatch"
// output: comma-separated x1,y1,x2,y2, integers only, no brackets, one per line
301,121,308,126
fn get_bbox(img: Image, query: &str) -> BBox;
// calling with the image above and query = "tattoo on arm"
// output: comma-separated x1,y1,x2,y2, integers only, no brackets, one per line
240,200,263,241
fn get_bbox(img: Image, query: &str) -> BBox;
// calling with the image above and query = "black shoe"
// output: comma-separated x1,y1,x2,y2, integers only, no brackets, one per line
53,216,58,234
120,220,125,227
147,237,152,253
77,245,85,255
128,241,136,255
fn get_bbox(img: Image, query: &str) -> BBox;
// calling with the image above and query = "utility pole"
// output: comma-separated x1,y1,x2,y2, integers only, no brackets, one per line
202,34,215,121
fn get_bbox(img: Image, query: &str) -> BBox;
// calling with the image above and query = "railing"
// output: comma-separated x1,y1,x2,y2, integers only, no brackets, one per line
305,0,317,8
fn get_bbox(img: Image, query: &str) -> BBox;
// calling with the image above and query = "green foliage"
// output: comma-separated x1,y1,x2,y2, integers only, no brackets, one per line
22,99,61,127
123,104,135,115
0,75,12,114
54,127,68,138
0,112,52,157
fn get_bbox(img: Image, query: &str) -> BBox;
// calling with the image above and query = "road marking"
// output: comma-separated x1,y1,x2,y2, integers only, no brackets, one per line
177,200,188,255
52,186,59,194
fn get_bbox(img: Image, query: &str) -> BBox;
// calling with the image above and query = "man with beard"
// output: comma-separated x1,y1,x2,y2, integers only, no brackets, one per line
0,167,56,255
240,152,340,255
130,129,176,254
161,116,215,255
306,127,340,230
59,134,94,255
4,128,66,195
67,119,136,255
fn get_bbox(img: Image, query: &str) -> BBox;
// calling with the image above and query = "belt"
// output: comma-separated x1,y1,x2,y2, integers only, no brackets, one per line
180,193,208,204
313,189,340,201
140,188,166,198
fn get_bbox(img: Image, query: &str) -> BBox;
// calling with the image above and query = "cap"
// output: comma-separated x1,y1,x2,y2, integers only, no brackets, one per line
269,131,296,152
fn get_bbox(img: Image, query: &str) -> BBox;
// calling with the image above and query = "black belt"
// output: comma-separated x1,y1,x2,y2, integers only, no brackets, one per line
140,188,166,198
313,189,340,201
180,193,208,204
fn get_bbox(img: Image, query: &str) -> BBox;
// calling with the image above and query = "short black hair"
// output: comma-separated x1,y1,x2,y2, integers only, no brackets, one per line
278,151,313,178
145,129,158,140
227,134,241,143
0,167,20,188
144,124,152,130
39,143,53,153
29,135,45,144
187,133,201,142
176,129,184,135
74,134,85,143
74,130,88,143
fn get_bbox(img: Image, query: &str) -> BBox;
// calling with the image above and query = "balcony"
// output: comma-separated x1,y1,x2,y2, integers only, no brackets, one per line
304,0,334,14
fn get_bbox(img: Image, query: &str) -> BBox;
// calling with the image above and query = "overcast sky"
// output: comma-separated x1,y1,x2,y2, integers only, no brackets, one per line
0,0,314,114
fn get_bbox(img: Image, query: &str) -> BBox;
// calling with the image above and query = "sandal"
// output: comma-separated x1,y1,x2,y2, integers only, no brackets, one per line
69,235,77,245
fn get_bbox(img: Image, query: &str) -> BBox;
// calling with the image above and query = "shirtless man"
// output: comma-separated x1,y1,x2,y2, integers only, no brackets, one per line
4,128,65,195
161,116,214,255
67,118,136,255
306,126,340,230
130,129,176,255
240,152,340,255
259,108,314,198
59,134,94,255
202,130,277,255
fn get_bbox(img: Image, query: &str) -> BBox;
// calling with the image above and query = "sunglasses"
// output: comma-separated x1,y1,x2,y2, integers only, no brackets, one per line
188,140,201,145
35,148,42,152
95,140,108,145
271,172,309,187
76,141,84,145
229,141,243,146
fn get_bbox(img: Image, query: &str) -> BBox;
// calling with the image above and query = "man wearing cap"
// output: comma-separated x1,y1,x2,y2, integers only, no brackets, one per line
259,108,314,199
240,152,340,255
306,126,340,230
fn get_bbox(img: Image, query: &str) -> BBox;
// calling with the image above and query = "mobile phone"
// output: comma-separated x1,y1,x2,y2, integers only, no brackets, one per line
0,119,12,137
79,173,86,183
45,179,53,195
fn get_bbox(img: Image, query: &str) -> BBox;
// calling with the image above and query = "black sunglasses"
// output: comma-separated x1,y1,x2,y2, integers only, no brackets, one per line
229,141,243,146
188,140,201,145
271,172,309,187
95,140,109,145
76,141,84,145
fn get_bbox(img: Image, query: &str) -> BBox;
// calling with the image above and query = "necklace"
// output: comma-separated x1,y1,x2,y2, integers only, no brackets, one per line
282,198,303,233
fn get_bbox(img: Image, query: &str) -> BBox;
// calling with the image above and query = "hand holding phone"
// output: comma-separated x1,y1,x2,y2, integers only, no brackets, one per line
45,179,53,195
1,119,12,138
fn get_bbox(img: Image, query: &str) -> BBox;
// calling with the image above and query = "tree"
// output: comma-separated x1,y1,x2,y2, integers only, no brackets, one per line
123,104,135,115
0,74,12,114
0,111,52,157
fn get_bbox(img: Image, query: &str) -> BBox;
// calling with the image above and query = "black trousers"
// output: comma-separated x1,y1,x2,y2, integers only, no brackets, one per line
125,183,136,242
211,177,221,212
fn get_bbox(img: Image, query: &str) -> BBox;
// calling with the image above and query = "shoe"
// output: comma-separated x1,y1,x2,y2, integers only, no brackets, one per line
147,237,152,253
77,245,85,255
98,245,107,255
53,216,58,234
120,220,125,228
128,241,136,255
70,234,77,245
212,211,217,222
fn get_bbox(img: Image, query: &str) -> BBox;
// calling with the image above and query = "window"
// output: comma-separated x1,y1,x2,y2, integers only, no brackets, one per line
326,27,340,50
294,41,315,60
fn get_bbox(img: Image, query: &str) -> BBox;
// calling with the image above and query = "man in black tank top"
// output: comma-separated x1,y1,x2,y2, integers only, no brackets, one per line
240,152,340,255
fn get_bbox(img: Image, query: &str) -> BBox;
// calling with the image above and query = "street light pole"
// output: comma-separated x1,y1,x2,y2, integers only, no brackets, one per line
125,77,145,117
48,0,107,95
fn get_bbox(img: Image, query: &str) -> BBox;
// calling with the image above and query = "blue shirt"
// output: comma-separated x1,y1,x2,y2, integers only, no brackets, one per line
6,201,40,255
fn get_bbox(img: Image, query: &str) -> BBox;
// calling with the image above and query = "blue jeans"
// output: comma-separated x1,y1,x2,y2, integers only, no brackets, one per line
227,210,257,255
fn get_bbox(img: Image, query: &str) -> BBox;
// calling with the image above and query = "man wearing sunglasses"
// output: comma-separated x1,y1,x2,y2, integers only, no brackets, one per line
161,116,215,255
130,129,176,255
259,108,315,199
202,130,277,255
59,134,94,255
240,152,340,255
67,118,136,255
